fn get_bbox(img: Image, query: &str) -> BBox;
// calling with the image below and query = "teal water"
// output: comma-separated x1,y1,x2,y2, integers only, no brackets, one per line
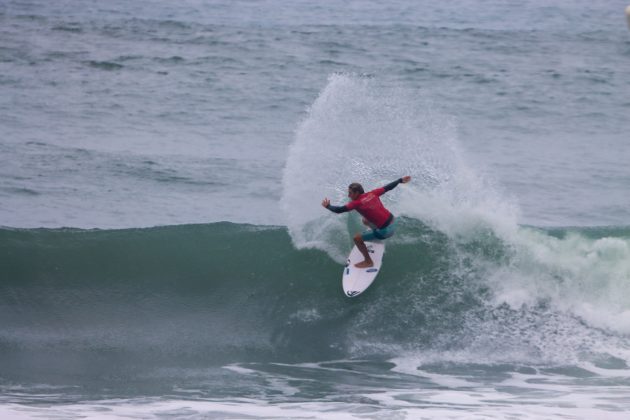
2,222,630,417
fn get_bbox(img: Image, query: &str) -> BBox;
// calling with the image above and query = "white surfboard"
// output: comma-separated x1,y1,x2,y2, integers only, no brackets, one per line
342,241,385,297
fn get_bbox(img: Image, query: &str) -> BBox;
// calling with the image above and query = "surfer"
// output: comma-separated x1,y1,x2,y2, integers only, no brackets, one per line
322,176,411,268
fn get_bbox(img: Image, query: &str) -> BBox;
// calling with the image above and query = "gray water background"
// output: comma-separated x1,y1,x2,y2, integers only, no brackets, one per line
2,0,630,228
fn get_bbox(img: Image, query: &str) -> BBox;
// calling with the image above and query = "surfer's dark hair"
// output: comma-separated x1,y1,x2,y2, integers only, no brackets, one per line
348,183,364,194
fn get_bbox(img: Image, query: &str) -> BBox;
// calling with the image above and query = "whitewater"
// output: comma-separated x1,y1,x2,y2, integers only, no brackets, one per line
2,0,630,419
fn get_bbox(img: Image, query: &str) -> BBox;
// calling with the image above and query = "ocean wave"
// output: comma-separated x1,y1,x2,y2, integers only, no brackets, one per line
1,221,630,382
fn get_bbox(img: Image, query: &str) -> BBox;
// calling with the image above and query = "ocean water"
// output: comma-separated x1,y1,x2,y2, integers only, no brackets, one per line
2,0,630,418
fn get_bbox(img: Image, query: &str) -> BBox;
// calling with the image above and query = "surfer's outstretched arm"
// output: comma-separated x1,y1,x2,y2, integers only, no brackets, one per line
322,198,349,214
382,175,411,192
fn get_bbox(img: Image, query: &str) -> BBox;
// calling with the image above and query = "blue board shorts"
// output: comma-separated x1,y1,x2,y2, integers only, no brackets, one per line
361,218,397,241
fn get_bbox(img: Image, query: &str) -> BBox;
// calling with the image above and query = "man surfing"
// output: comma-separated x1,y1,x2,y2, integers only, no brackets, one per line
322,176,411,268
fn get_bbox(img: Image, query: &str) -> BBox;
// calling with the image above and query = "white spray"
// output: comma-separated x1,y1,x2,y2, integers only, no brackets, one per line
282,74,630,350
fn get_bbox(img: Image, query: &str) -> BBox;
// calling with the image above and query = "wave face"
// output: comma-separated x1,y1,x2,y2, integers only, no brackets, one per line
2,221,630,386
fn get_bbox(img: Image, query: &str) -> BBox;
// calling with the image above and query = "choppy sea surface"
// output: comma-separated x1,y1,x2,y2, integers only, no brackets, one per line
2,0,630,418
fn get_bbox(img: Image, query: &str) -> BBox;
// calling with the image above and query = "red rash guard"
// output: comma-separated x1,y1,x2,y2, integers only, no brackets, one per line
325,178,403,227
345,188,392,228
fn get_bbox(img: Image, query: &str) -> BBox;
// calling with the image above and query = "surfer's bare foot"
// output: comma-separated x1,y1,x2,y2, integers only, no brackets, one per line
355,260,374,268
